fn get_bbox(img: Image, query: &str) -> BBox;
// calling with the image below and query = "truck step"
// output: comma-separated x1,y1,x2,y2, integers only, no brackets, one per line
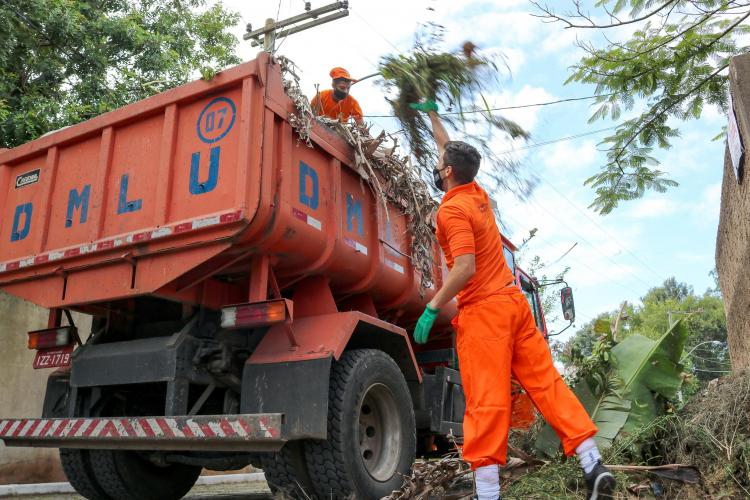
0,413,284,452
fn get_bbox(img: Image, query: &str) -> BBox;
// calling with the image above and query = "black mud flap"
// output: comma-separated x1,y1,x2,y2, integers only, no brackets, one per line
422,366,465,437
241,357,331,441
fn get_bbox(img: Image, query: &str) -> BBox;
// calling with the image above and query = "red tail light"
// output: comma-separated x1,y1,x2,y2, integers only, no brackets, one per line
221,299,291,329
27,326,76,350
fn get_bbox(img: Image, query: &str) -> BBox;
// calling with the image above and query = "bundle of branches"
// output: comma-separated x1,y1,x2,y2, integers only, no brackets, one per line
276,56,438,292
378,29,534,199
383,457,472,500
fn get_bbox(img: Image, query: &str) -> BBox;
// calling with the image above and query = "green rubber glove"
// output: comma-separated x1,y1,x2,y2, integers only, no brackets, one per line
414,305,439,344
408,99,438,113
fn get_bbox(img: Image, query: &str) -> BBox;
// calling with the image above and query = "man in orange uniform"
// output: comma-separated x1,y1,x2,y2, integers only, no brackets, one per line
411,100,615,500
310,67,364,126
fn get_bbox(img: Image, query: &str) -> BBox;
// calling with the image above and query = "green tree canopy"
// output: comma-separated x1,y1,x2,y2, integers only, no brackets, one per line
533,0,750,214
0,0,241,149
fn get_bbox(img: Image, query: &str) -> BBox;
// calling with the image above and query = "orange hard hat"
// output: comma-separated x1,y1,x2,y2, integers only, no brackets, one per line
330,67,357,82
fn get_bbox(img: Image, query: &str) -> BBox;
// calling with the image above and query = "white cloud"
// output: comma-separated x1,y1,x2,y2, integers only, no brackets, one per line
627,198,681,219
692,182,722,225
542,139,599,171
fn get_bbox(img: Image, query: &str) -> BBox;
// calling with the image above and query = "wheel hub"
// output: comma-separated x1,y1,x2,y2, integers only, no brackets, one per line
358,383,402,481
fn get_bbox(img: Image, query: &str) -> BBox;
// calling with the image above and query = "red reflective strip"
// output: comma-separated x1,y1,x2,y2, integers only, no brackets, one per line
34,255,49,264
174,223,191,233
64,248,80,258
12,421,29,437
139,419,155,437
132,232,151,242
236,418,251,436
220,211,241,223
199,423,215,437
25,419,42,437
259,416,280,438
292,208,307,222
180,422,195,438
6,262,19,271
39,419,55,437
100,421,118,437
67,419,85,436
219,419,235,437
0,420,14,435
156,419,173,437
82,420,99,437
97,240,114,250
53,419,69,437
120,419,136,437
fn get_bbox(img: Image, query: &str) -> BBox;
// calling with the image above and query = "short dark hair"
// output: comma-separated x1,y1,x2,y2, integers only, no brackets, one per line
443,141,481,184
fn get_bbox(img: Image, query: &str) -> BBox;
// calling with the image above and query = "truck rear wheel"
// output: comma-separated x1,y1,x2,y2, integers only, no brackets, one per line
304,349,416,499
88,449,200,500
59,449,110,500
259,441,315,497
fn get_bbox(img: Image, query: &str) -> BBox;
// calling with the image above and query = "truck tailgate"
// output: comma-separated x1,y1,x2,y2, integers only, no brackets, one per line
0,56,270,307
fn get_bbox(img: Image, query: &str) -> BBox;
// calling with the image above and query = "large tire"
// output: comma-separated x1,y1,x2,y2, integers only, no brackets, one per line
88,449,200,500
305,349,416,499
59,448,110,500
260,441,315,497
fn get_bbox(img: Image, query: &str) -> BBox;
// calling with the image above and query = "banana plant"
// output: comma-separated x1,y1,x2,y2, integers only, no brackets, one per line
535,320,688,456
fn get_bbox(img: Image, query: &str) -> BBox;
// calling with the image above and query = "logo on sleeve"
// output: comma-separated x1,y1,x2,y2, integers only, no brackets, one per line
15,169,40,189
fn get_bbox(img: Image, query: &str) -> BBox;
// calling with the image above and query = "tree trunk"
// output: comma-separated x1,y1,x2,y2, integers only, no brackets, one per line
716,53,750,371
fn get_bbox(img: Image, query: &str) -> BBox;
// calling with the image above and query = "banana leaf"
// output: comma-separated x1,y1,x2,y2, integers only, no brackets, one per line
611,320,688,438
535,320,687,457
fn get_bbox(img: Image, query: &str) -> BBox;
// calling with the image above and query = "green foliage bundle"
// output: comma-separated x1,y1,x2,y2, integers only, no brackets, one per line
377,25,533,198
0,0,241,149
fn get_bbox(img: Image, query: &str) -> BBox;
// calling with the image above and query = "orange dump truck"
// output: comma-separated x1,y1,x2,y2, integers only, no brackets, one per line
0,53,569,499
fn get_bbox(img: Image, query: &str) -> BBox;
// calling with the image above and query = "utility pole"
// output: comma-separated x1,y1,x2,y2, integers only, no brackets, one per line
244,1,350,53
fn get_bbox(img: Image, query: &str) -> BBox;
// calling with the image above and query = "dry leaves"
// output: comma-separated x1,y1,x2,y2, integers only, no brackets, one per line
277,55,439,293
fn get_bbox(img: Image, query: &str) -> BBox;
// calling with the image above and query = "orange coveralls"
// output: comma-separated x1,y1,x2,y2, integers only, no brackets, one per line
310,89,363,122
436,181,597,469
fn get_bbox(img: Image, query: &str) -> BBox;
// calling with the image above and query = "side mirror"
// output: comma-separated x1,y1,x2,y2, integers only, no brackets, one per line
561,287,575,322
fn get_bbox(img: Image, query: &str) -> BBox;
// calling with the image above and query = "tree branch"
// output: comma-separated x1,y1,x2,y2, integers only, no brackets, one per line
531,0,681,29
612,61,730,165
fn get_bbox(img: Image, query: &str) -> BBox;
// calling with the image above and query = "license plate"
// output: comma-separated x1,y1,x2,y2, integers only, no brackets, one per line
33,345,73,369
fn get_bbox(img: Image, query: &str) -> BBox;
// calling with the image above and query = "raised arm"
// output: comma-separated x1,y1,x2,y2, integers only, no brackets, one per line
427,110,450,157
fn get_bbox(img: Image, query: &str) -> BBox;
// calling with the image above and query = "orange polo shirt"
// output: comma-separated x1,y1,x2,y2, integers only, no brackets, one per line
310,89,363,122
436,181,515,307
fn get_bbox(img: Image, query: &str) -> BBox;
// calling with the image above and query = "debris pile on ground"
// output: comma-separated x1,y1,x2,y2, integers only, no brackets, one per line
382,456,472,500
277,55,439,293
648,370,750,498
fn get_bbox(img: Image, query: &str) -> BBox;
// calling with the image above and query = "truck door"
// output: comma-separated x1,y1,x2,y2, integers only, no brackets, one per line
518,272,547,336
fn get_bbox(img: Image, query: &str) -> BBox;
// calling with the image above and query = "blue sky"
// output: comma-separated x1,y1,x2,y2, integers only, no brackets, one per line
223,0,725,340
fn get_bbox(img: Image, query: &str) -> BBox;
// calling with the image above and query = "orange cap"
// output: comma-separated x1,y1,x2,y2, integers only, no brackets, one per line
329,67,357,82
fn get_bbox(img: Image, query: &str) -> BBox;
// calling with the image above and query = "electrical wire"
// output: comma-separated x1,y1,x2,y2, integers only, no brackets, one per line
364,94,618,118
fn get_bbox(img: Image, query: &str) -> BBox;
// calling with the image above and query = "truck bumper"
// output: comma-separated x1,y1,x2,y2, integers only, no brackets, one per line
0,413,283,452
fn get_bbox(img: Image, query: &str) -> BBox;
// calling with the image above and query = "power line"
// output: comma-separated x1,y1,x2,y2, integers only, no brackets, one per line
533,175,665,283
364,94,616,118
351,8,402,53
525,195,653,292
496,126,617,155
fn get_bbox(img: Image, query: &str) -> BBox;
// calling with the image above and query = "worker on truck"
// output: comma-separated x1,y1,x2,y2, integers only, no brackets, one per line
409,100,616,500
310,66,364,126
